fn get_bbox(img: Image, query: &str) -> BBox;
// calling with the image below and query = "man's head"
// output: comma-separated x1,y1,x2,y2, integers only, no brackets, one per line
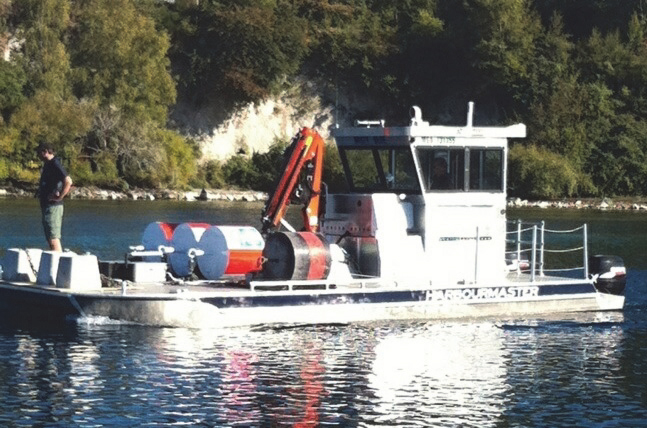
432,157,447,175
36,142,55,161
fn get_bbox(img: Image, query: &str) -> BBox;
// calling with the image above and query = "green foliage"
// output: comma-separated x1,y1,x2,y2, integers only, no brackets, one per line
219,137,346,195
157,128,197,189
172,0,308,106
248,141,290,192
508,144,591,199
6,0,647,198
9,91,94,167
16,0,72,96
470,0,541,88
0,60,26,121
322,143,346,193
222,155,258,190
303,0,398,92
66,143,121,189
0,158,8,181
70,0,176,124
197,160,226,189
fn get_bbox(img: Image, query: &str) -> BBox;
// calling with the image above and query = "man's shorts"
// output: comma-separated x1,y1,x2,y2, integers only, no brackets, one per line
42,204,64,240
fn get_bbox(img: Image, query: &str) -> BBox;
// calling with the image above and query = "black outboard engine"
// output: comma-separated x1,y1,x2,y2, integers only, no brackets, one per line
589,255,626,295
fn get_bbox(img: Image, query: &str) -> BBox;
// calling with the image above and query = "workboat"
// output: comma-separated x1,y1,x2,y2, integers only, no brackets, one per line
0,103,627,328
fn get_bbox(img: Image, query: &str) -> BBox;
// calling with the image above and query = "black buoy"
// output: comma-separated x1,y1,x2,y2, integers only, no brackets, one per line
589,255,626,295
262,232,332,281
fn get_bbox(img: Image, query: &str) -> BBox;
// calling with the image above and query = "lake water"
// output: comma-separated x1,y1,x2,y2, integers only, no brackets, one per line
1,199,647,427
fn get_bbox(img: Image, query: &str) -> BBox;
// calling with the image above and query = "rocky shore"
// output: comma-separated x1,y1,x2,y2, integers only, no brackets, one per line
507,197,647,211
0,186,268,203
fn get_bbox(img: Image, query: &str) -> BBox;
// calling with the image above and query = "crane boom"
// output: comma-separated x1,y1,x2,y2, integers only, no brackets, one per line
261,127,325,234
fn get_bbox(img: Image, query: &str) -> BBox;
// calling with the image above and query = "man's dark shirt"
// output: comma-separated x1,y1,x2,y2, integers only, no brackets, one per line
39,157,68,208
431,173,452,190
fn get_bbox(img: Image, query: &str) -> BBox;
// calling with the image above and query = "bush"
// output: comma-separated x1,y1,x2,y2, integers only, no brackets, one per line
508,144,593,199
323,143,347,193
158,128,197,189
0,158,9,181
195,159,226,189
222,155,258,189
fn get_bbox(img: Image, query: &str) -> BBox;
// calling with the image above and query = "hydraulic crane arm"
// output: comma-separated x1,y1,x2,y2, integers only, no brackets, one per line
261,127,324,234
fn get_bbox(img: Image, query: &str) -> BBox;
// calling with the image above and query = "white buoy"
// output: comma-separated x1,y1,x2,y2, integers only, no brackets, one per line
167,223,210,277
197,225,265,280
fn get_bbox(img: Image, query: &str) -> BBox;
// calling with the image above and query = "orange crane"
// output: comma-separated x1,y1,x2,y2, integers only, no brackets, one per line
261,127,325,234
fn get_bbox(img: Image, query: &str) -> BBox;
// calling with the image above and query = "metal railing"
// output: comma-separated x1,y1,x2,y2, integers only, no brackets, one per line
506,220,588,281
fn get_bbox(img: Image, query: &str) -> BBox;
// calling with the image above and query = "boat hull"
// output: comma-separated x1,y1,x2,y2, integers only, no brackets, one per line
0,277,624,328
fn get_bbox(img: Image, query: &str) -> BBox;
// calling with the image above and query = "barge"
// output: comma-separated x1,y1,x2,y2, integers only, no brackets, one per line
0,103,626,327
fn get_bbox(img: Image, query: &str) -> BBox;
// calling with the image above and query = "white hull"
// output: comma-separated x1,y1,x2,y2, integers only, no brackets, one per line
0,275,624,328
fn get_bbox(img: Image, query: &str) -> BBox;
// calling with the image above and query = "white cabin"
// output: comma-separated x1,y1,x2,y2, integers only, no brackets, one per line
324,103,526,286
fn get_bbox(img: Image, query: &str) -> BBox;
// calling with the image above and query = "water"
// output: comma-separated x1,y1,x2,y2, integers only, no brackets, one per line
1,199,647,426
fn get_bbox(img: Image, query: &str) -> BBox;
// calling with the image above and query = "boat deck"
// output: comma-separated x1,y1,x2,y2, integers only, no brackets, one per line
1,270,592,299
505,272,590,285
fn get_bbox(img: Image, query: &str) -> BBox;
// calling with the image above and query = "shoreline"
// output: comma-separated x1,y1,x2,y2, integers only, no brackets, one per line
0,186,268,203
508,197,647,211
2,186,647,211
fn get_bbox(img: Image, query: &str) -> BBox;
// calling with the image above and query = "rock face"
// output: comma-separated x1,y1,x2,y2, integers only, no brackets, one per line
198,96,335,162
173,80,337,162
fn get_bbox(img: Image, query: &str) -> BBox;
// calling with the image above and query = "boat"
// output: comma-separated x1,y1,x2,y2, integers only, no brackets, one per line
0,103,627,328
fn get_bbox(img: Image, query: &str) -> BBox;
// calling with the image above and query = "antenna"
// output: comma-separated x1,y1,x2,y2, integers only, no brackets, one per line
467,102,474,128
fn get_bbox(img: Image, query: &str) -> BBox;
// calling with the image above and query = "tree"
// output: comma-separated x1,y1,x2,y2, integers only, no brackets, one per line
15,0,71,97
302,0,400,105
172,0,308,107
0,60,26,122
64,0,194,189
70,0,176,125
508,144,589,199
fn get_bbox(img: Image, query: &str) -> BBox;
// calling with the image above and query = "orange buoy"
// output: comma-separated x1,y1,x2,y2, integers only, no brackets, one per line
197,225,264,280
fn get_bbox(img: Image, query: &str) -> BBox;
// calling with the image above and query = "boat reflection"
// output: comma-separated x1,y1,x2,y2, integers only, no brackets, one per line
0,311,628,426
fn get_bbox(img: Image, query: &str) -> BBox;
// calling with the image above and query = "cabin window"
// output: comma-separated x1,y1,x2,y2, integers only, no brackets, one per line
417,148,465,191
339,147,421,193
417,147,504,192
469,149,504,191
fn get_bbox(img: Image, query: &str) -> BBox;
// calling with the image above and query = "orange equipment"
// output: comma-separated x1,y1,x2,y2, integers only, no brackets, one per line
261,127,325,234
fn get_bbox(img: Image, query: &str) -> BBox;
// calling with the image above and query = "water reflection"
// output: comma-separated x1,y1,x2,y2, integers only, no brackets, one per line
0,311,641,426
369,322,508,427
499,313,631,427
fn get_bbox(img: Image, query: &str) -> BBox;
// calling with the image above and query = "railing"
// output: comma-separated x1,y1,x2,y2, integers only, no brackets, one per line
506,220,589,281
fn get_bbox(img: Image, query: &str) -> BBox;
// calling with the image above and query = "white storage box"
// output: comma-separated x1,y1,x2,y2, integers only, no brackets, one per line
3,248,42,282
129,262,167,283
56,254,102,290
37,251,64,286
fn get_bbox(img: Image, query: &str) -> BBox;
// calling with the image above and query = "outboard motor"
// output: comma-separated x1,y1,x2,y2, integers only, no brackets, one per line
589,255,626,295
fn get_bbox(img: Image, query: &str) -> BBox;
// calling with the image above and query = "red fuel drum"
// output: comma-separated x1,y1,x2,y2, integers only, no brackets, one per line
262,232,332,280
197,226,265,280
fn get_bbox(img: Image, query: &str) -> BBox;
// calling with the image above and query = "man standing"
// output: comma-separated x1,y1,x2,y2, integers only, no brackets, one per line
36,142,73,251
